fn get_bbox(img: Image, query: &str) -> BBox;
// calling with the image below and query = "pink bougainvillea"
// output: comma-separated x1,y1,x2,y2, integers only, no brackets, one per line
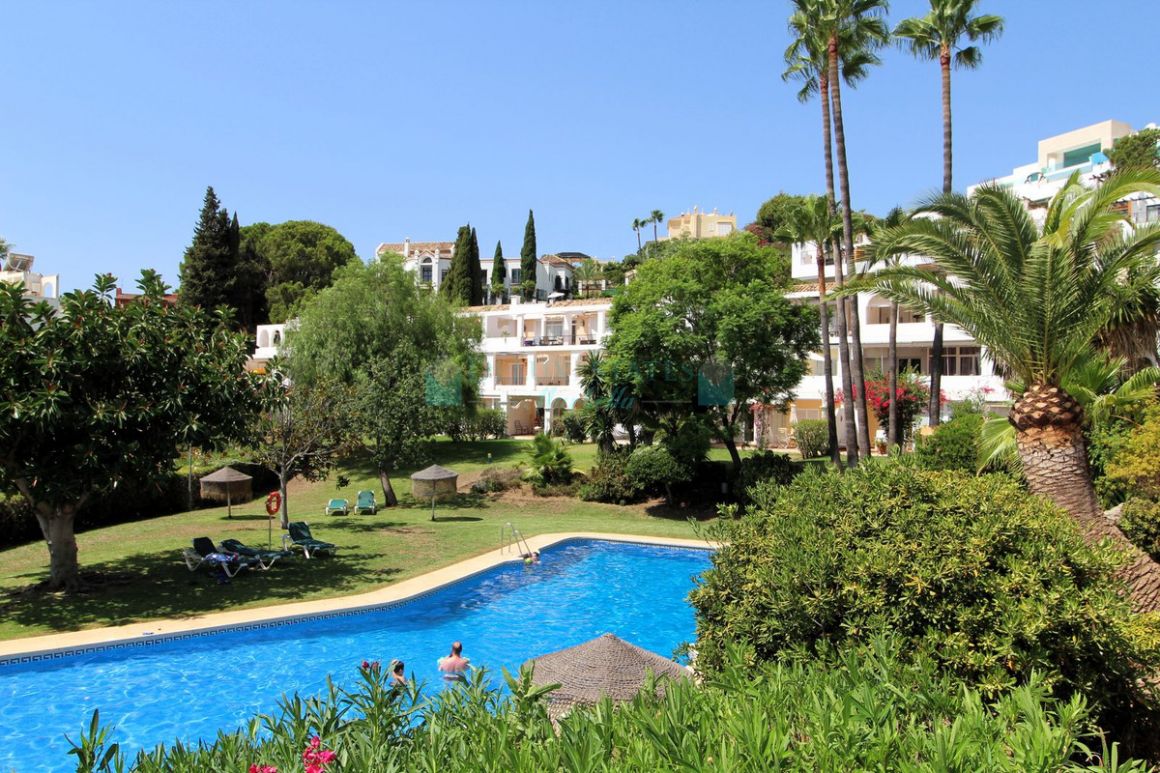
836,372,937,439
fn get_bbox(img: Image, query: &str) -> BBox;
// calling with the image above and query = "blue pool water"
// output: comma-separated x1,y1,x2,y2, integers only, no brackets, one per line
0,539,711,771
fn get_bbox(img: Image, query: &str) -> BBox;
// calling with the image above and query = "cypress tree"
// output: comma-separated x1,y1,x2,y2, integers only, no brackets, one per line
469,227,483,305
520,209,537,300
179,186,234,311
441,225,473,304
490,240,505,302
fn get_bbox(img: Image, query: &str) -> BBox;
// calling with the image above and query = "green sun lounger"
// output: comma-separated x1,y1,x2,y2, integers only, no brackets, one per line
325,498,350,516
283,521,337,559
219,538,292,570
355,490,377,515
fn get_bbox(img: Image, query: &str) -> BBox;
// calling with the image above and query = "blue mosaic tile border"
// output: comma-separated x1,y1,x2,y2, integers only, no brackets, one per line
0,537,711,668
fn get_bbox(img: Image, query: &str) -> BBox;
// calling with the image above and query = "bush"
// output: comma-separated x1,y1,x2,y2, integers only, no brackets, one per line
1106,407,1160,499
738,451,797,501
72,643,1146,772
524,433,572,487
560,413,588,444
441,407,508,442
625,445,689,504
1090,418,1134,508
914,412,983,473
579,449,643,504
691,462,1160,746
472,465,523,494
793,419,829,459
1121,498,1160,561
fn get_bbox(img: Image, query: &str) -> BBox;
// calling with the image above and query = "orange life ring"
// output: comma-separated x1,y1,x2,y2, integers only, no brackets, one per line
265,491,282,516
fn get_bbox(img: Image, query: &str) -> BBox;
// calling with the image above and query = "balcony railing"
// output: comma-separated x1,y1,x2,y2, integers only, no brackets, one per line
535,376,570,386
522,334,598,346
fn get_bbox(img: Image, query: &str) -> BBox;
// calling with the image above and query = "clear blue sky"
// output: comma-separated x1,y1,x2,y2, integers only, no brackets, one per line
2,1,1157,293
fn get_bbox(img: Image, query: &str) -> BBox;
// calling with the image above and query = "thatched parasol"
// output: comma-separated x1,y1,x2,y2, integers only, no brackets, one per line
410,464,459,521
523,633,691,719
199,466,252,519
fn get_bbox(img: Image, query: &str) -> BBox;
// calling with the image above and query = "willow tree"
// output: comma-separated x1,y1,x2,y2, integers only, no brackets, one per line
870,171,1160,611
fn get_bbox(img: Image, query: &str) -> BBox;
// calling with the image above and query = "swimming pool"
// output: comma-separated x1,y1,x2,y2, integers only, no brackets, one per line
0,538,711,771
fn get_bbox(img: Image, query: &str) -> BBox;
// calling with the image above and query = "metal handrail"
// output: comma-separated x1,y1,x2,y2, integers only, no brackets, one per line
500,522,532,557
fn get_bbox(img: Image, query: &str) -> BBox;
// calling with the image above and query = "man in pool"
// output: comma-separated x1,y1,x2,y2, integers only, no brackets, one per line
437,641,470,681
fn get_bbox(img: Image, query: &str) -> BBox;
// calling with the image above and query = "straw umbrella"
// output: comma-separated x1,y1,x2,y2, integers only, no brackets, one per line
198,466,253,519
523,633,691,719
410,464,459,521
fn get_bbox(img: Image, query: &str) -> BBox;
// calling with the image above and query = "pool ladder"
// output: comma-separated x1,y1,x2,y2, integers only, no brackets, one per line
500,522,532,556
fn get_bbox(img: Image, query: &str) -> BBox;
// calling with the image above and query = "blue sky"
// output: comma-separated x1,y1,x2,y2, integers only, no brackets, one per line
2,0,1157,293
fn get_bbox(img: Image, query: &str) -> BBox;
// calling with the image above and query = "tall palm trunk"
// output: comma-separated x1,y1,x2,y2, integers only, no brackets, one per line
815,241,841,465
928,47,954,427
820,74,858,466
828,37,873,458
635,229,641,252
1013,383,1160,612
887,301,899,449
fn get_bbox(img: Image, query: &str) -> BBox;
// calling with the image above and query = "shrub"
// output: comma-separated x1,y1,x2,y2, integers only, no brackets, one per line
625,445,689,504
738,451,797,501
691,462,1160,745
473,465,523,494
561,413,588,444
524,433,572,487
579,449,642,504
793,419,829,459
71,643,1146,772
1090,418,1134,508
1106,408,1160,499
1121,498,1160,561
441,407,508,442
914,412,983,473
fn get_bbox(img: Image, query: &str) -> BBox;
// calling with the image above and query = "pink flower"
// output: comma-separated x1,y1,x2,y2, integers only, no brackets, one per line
248,765,277,773
302,736,336,772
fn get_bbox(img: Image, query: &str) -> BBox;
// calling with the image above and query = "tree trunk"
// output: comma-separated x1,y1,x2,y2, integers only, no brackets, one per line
187,445,195,511
635,230,642,251
820,73,858,467
380,469,399,507
1013,383,1160,612
829,36,872,459
929,50,953,429
722,430,743,473
888,301,899,449
815,242,841,466
37,505,80,591
279,472,290,529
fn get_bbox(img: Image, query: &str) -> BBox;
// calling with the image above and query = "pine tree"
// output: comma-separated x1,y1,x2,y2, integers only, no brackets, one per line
520,209,537,300
468,227,483,305
179,187,233,311
490,240,505,303
441,225,474,304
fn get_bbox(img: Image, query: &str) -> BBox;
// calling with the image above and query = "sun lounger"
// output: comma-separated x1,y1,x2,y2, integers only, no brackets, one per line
282,521,337,559
219,538,292,570
355,490,377,515
181,537,259,578
325,498,350,516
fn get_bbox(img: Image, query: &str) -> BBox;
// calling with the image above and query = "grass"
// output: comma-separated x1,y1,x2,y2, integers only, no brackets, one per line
0,439,722,642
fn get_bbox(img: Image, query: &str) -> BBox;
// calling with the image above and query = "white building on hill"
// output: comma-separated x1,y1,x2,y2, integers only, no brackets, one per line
0,253,59,306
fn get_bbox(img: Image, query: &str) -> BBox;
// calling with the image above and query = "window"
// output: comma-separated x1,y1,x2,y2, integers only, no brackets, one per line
1062,142,1101,168
510,268,521,284
934,346,980,377
868,305,923,325
420,259,433,284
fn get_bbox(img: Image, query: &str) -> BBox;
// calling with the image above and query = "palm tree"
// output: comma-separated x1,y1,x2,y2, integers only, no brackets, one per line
775,195,843,466
650,210,665,244
785,0,884,464
631,218,644,252
895,0,1004,427
822,0,889,459
577,351,616,454
572,258,604,299
871,171,1160,611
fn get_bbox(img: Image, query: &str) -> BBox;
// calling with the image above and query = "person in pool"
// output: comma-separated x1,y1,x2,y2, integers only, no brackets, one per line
389,659,406,687
437,641,470,681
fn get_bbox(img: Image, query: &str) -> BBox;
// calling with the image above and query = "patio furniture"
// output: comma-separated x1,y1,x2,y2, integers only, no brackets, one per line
355,490,377,515
325,498,350,516
219,538,292,570
283,522,337,559
182,537,259,577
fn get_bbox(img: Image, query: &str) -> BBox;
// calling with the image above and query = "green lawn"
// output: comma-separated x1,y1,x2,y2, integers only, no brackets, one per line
0,440,718,642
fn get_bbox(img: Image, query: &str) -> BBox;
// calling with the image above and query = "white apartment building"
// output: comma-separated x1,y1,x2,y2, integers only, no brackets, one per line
0,253,60,306
377,238,576,302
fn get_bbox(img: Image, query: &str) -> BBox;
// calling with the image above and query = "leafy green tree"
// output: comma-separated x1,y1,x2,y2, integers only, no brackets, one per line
178,186,234,312
258,220,359,322
774,194,842,465
895,0,1004,427
520,209,537,301
606,233,819,470
252,376,357,527
784,1,884,464
1109,127,1160,171
0,272,259,589
489,240,505,302
869,170,1160,611
753,192,805,246
287,257,482,506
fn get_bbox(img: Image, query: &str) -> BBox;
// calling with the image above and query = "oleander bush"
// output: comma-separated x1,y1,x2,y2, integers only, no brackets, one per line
914,412,983,473
691,462,1160,753
737,450,797,502
578,448,642,505
792,418,829,459
70,643,1146,772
